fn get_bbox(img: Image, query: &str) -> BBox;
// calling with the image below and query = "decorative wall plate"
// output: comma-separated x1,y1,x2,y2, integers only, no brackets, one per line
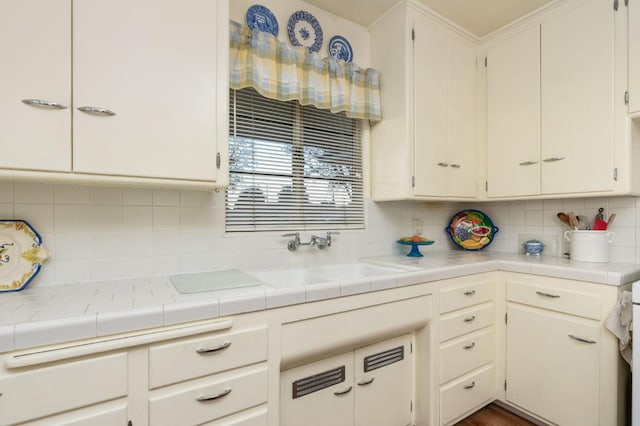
287,10,323,52
0,220,49,292
246,4,279,36
445,209,499,251
328,35,353,63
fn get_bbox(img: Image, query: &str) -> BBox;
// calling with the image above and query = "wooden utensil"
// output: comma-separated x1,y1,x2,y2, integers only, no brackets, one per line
567,212,579,230
607,213,616,227
557,212,572,228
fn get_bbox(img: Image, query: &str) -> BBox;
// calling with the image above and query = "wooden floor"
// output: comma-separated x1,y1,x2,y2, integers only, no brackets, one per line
454,403,537,426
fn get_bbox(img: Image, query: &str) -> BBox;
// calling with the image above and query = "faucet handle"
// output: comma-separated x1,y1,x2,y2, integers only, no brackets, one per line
281,232,300,238
326,231,340,236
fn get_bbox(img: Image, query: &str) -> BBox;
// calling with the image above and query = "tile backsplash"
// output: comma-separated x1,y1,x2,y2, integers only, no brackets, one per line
1,182,638,287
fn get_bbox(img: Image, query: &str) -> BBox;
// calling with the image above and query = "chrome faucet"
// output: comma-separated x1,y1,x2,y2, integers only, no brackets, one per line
282,231,340,251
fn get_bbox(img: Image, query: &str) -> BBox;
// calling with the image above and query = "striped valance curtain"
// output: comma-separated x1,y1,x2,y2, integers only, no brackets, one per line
229,21,382,122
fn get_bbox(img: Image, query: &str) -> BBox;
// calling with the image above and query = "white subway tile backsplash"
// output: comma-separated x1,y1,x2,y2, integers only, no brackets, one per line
14,204,54,232
153,206,180,229
91,187,123,205
54,185,91,204
123,189,153,206
55,204,90,232
91,205,123,230
153,189,180,206
14,183,53,204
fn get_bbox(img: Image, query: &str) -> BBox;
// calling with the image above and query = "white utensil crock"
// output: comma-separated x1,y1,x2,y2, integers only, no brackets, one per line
564,230,616,263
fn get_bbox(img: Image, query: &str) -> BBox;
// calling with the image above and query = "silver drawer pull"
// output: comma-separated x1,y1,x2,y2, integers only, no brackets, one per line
543,156,565,162
568,334,597,344
519,160,538,166
463,381,476,390
463,342,476,350
463,316,476,323
536,291,560,298
464,290,476,296
77,106,116,116
334,386,353,396
450,164,461,169
437,162,449,167
357,377,375,386
196,341,231,354
196,388,231,402
22,99,68,109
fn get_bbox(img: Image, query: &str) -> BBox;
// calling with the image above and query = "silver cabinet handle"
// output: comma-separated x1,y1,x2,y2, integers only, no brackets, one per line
463,381,476,390
463,342,476,350
463,315,476,323
569,334,597,344
357,377,375,386
22,99,68,109
437,162,449,167
450,164,461,169
77,106,116,116
196,341,231,354
196,388,231,402
464,290,476,296
519,160,538,166
334,386,353,396
536,291,560,298
543,157,565,162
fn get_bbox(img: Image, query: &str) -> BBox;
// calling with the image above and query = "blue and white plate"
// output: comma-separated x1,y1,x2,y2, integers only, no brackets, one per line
328,35,353,63
287,10,323,52
246,4,279,37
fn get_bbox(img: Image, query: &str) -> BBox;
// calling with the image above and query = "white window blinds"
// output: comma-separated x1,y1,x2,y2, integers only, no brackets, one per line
226,88,364,232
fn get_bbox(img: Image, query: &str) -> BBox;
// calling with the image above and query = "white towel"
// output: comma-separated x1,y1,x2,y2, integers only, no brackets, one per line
605,290,633,368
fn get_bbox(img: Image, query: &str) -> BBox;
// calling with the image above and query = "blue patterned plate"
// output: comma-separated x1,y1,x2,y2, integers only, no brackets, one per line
328,35,353,63
246,4,279,37
287,10,323,52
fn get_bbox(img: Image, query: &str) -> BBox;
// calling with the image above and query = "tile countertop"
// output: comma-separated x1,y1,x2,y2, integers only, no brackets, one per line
1,251,639,354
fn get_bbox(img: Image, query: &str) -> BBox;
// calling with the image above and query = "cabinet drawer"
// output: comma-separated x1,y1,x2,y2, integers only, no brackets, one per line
440,365,495,425
149,366,268,426
507,280,600,320
440,280,494,314
149,326,267,389
440,329,494,384
0,353,128,426
203,406,267,426
440,303,494,342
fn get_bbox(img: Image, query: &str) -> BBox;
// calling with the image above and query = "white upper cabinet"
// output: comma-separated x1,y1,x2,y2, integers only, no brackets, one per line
370,2,478,201
629,0,640,114
540,0,615,195
486,26,540,198
0,0,228,188
0,0,71,172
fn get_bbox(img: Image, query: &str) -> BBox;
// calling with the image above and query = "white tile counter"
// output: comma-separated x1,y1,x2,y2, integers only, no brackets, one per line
1,251,639,354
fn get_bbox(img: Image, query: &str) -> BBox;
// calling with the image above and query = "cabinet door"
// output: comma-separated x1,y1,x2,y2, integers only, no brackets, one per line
73,0,225,181
630,0,640,114
487,26,540,198
280,352,354,426
413,13,449,197
354,334,413,426
506,304,599,426
0,0,71,172
540,0,614,194
447,33,478,198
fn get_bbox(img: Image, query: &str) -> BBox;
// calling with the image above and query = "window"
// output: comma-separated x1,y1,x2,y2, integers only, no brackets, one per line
226,88,364,232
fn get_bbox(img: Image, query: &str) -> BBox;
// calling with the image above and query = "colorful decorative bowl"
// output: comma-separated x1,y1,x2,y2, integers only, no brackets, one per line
445,210,499,251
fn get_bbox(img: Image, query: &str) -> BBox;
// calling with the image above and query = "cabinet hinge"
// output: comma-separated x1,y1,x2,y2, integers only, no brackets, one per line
504,380,507,391
485,181,488,192
410,341,413,354
411,176,415,187
216,152,221,169
505,312,508,324
128,421,133,426
410,400,413,412
484,56,487,67
614,168,618,181
625,91,630,105
614,0,619,10
411,28,415,41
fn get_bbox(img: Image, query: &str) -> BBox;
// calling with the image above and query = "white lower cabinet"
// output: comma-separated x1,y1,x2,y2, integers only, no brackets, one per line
280,334,413,426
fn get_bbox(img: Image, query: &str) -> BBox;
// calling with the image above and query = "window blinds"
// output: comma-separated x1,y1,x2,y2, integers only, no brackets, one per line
226,88,364,232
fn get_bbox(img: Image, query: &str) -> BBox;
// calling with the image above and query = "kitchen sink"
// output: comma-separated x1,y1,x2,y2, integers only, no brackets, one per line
248,268,336,289
311,262,417,279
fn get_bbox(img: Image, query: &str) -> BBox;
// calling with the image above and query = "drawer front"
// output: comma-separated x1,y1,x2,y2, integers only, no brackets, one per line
0,353,128,426
22,400,128,426
440,303,494,342
149,326,267,389
203,405,267,426
149,367,268,426
507,280,600,320
440,329,494,384
440,365,495,425
440,280,494,314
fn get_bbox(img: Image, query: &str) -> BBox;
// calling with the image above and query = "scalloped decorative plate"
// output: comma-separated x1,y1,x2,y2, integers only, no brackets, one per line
328,35,353,63
0,220,49,292
287,10,323,52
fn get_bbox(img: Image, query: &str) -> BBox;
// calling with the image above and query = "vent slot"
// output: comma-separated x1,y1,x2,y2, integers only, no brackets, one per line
292,366,346,399
364,345,405,372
